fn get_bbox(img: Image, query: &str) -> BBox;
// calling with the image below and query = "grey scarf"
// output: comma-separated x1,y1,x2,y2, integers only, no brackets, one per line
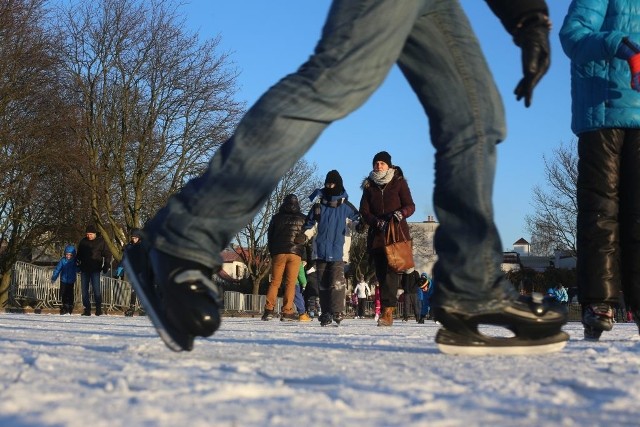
369,168,395,186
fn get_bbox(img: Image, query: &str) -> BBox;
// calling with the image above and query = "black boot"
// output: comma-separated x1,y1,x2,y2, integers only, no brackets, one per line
82,308,91,316
123,243,222,352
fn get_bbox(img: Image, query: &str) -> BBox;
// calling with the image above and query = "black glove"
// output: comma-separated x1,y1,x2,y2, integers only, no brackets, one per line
393,210,403,222
102,266,109,274
513,13,551,108
376,219,388,232
293,233,307,244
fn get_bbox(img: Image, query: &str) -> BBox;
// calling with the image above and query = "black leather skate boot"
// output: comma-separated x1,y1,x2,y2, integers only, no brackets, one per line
123,243,222,352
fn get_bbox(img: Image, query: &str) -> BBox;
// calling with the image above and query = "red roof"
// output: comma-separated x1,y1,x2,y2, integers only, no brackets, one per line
221,249,243,263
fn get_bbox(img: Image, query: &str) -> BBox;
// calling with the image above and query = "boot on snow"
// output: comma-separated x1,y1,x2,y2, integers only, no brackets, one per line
377,307,395,327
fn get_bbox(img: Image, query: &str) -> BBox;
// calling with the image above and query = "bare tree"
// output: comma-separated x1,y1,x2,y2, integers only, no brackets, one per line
525,140,578,256
54,0,243,260
232,159,322,295
0,0,84,304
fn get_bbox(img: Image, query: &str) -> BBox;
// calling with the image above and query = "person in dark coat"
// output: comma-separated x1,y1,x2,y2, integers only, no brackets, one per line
402,269,421,322
121,229,143,316
262,194,307,321
76,224,112,316
360,151,415,326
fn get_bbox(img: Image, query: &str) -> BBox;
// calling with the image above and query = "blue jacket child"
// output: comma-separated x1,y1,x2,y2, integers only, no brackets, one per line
51,245,78,315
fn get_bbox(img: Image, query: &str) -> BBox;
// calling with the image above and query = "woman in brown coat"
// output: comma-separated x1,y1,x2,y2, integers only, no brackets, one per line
359,151,415,326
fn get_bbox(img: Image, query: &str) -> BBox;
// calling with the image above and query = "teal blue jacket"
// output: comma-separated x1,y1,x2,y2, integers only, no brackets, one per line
559,0,640,135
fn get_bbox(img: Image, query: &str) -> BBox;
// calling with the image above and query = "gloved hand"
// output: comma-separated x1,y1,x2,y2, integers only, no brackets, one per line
513,12,551,107
293,233,307,244
376,219,388,232
393,210,403,222
617,38,640,92
102,266,109,274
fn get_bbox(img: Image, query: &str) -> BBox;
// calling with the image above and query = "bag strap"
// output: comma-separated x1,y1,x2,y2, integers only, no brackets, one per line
386,220,409,244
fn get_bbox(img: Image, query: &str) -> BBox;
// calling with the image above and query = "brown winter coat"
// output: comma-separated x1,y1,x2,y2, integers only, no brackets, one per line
359,168,415,250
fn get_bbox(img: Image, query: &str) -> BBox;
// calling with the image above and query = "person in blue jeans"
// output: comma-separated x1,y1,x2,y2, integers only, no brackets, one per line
77,224,112,316
124,0,567,354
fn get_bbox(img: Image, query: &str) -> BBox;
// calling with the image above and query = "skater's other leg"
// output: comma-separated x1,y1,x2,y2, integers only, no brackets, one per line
577,130,623,339
396,2,565,352
620,129,640,335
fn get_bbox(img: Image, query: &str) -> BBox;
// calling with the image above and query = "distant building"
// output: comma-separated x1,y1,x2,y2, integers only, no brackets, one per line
502,238,576,274
513,238,530,257
220,248,249,281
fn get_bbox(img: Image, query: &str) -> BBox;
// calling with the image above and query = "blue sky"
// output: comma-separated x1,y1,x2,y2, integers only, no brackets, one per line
181,1,575,250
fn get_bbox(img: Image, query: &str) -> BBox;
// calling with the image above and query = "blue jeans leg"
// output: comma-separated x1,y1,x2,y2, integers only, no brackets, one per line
146,0,430,268
81,272,91,310
81,271,103,310
146,0,513,309
394,1,515,308
90,271,102,307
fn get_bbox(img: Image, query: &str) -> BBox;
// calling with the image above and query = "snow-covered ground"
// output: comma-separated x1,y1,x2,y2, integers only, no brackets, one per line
0,313,639,427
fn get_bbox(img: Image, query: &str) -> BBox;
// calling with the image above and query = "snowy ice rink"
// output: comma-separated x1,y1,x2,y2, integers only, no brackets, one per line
0,313,639,426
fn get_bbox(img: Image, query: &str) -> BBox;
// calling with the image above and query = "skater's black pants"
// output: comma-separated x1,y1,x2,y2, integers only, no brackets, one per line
315,260,346,315
577,129,640,310
371,248,402,308
60,282,75,310
404,292,419,320
357,298,367,317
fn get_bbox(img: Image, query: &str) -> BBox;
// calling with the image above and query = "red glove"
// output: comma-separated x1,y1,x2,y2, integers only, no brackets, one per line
629,54,640,92
617,38,640,92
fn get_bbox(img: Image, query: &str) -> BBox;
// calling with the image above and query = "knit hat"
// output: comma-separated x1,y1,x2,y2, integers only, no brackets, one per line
324,169,345,193
85,224,97,234
130,228,142,239
372,151,392,167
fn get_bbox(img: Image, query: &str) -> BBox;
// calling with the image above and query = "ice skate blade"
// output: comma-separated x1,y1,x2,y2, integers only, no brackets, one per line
435,329,569,356
123,250,191,353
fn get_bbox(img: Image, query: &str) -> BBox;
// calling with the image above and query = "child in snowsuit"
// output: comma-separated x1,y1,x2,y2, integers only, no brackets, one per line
51,245,78,315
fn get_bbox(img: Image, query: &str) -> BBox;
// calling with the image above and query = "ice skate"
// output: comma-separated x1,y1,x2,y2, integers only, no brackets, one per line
319,313,332,326
123,241,222,352
581,303,613,341
432,294,568,355
333,312,344,326
583,324,603,341
280,312,300,322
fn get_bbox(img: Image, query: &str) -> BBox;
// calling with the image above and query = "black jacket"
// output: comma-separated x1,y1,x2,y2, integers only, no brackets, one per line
77,236,112,273
402,270,421,294
268,197,307,257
